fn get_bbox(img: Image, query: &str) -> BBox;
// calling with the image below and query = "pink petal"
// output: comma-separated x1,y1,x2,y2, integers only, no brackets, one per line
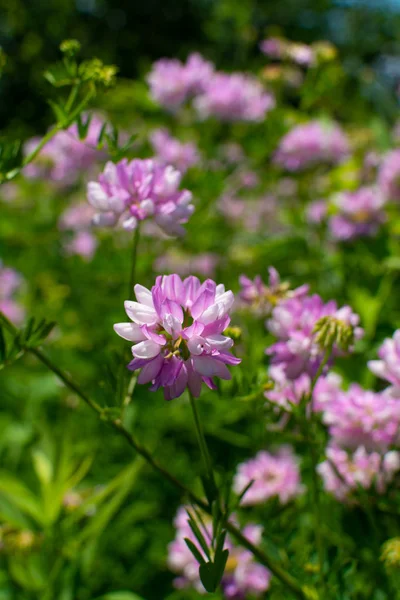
137,354,164,384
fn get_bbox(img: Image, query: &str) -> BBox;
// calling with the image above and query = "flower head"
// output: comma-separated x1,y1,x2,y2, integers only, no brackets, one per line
378,149,400,201
114,275,241,400
149,128,200,173
87,159,194,236
266,293,363,379
24,115,107,185
322,383,400,451
329,186,386,241
233,446,303,506
318,444,400,501
274,120,349,171
194,73,275,122
239,267,309,317
0,262,24,324
147,53,214,110
368,330,400,394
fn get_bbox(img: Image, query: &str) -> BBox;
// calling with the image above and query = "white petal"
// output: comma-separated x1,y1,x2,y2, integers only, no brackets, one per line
132,340,161,359
205,334,233,351
87,182,110,210
124,301,158,325
134,284,154,307
113,322,146,342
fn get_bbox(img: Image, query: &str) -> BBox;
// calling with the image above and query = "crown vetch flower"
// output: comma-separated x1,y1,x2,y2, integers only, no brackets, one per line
239,267,309,316
114,275,241,400
0,262,24,324
147,53,215,110
368,330,400,394
233,446,304,506
318,444,400,501
329,186,387,241
24,115,107,185
149,128,200,173
168,506,271,597
378,149,400,201
194,73,275,122
273,120,349,171
266,293,363,379
87,159,194,236
322,383,400,451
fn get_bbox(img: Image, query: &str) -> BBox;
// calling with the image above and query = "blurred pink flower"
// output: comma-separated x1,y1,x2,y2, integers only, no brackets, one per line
378,149,400,201
318,444,400,501
329,187,386,241
87,159,194,236
194,73,275,122
147,53,215,110
233,446,304,505
274,120,349,171
149,128,200,173
24,115,107,186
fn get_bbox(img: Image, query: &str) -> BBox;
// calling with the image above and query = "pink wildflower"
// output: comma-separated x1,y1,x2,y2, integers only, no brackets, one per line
87,159,194,236
233,446,304,505
114,275,241,400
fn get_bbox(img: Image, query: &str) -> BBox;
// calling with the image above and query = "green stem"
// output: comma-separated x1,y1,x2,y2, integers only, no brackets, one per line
0,311,310,600
3,86,95,184
128,224,141,299
306,349,331,595
189,390,216,491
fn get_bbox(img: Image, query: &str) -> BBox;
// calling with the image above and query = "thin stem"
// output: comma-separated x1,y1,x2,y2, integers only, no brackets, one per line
189,390,216,490
0,311,310,599
3,86,95,184
306,349,332,595
128,224,141,299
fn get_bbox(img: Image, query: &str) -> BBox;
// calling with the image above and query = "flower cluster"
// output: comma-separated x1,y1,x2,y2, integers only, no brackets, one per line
266,292,363,379
87,159,194,236
369,330,400,393
273,120,349,171
114,275,241,400
260,37,315,66
233,446,304,505
0,262,24,324
378,149,400,201
24,115,107,186
147,53,274,122
239,267,309,317
147,53,214,110
149,128,200,173
329,186,387,241
317,445,400,501
322,383,400,451
168,507,271,598
194,73,275,122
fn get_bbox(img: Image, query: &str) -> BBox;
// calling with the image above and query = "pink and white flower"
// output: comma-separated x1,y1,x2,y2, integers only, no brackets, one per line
87,158,194,236
114,275,241,400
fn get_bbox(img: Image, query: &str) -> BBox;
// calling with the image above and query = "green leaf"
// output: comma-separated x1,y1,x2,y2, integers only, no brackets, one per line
184,538,206,566
32,449,53,486
187,511,211,561
199,561,218,593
